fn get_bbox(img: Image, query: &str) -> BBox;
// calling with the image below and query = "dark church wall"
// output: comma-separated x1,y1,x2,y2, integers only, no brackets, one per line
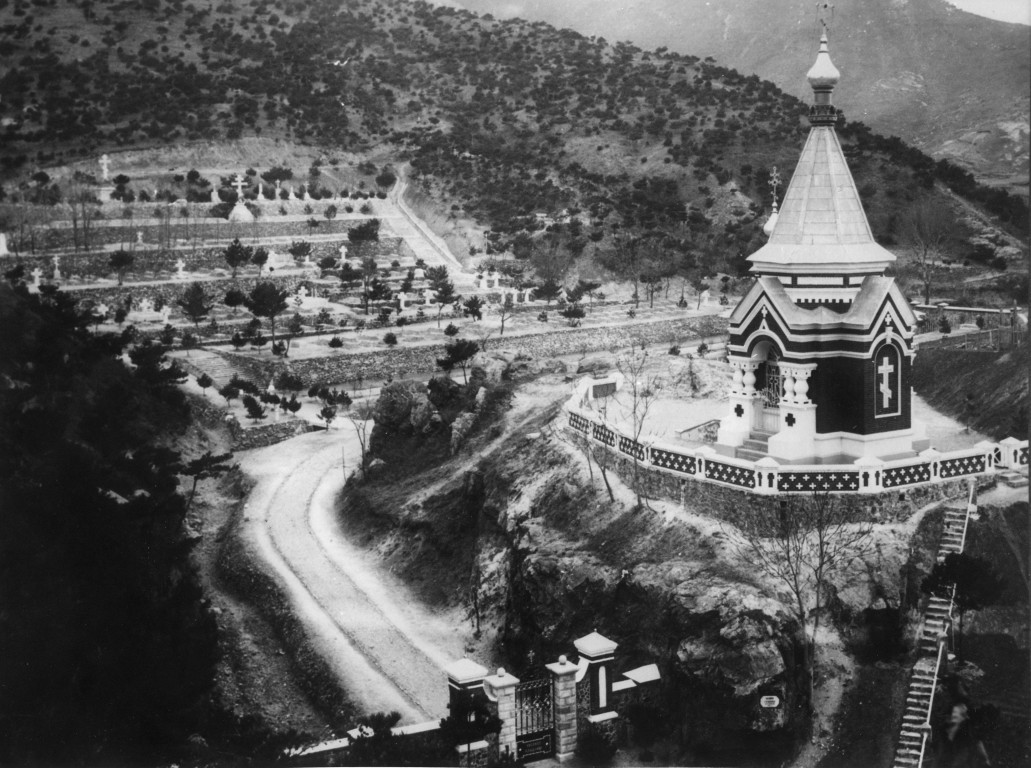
814,357,865,433
813,354,912,435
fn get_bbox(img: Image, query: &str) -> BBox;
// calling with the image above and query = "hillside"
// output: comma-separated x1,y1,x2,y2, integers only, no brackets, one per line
455,0,1031,192
912,347,1029,439
0,0,1026,285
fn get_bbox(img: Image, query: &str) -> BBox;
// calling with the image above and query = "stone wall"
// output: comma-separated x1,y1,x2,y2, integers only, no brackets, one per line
186,391,319,449
15,236,407,281
583,435,993,524
223,315,729,386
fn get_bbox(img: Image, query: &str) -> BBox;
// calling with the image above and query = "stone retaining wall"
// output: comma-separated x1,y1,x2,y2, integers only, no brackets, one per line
221,315,729,386
15,236,408,281
186,390,319,449
587,437,994,524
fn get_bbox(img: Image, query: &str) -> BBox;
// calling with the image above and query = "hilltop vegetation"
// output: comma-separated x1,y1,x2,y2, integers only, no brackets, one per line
0,0,1025,283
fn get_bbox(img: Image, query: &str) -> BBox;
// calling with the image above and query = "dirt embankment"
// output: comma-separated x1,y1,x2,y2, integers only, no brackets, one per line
182,419,347,742
341,374,811,763
912,347,1028,439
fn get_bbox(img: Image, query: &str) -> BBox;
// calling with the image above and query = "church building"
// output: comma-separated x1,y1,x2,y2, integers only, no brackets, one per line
716,31,928,464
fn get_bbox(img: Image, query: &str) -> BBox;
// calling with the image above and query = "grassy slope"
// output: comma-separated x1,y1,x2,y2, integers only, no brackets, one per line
911,347,1029,440
1,0,1025,282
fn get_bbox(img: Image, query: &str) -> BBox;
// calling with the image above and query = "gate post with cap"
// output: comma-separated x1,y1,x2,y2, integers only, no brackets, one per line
546,654,579,761
483,667,519,761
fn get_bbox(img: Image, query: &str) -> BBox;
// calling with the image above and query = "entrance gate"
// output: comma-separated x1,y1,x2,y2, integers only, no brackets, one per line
514,677,554,761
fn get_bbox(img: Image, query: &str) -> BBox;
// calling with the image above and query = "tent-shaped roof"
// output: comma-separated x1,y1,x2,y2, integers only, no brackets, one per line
748,34,896,278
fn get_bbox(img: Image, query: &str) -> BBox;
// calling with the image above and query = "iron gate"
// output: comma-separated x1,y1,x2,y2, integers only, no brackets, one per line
514,677,554,761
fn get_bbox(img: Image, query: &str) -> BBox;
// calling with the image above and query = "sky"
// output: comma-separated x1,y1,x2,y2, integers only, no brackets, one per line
947,0,1030,24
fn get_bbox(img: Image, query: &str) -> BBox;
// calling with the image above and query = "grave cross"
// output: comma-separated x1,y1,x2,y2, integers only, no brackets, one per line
233,173,246,199
99,154,111,182
877,356,894,408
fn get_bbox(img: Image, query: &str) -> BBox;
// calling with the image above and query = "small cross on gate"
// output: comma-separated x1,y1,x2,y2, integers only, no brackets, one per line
785,413,796,427
735,404,744,417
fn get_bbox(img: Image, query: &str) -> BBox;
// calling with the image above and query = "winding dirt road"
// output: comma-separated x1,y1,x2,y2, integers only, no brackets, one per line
238,427,467,724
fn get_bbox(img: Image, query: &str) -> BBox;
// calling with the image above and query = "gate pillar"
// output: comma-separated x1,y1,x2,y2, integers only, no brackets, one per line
484,667,520,761
445,658,489,715
574,630,618,718
546,655,579,761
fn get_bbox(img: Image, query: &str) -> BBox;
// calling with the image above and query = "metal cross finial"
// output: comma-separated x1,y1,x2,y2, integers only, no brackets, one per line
769,166,781,205
817,2,834,32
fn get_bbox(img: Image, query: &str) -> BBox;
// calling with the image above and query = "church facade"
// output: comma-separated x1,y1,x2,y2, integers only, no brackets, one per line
716,32,928,464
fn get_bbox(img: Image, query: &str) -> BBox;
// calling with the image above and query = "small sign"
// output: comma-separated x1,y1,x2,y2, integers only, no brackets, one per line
592,382,617,400
760,695,781,708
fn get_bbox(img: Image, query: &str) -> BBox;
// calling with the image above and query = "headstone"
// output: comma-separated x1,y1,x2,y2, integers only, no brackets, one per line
29,267,42,293
338,243,348,259
296,285,309,301
139,297,155,315
52,256,62,282
233,173,246,199
424,288,438,304
302,189,311,201
413,268,425,279
0,233,9,257
287,185,298,201
700,289,711,305
95,302,110,319
99,154,111,182
208,188,216,203
160,306,171,324
267,249,293,270
397,291,408,310
257,181,264,198
136,231,144,245
175,258,187,279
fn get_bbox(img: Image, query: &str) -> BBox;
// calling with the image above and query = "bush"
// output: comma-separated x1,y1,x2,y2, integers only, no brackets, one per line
383,332,398,346
668,344,680,355
576,723,616,764
328,336,343,348
697,342,710,356
444,322,460,337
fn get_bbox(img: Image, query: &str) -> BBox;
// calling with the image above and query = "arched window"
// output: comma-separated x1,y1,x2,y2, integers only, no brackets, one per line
873,343,902,417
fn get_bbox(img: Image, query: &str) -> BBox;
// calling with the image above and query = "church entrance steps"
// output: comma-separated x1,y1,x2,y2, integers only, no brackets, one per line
999,470,1029,487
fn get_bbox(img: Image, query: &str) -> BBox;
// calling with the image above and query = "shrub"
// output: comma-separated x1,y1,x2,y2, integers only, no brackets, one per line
328,336,343,348
383,332,398,346
668,345,680,355
444,322,460,337
697,342,710,356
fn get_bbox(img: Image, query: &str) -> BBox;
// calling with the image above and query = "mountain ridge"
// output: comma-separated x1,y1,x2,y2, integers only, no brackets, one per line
453,0,1030,192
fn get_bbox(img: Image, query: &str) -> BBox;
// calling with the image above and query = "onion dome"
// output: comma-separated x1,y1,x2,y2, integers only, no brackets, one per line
806,31,840,92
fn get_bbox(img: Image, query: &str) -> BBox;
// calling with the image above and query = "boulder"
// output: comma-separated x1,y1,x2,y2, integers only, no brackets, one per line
450,412,477,454
577,356,612,375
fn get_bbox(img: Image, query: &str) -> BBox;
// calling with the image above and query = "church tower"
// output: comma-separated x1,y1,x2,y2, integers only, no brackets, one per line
716,30,927,463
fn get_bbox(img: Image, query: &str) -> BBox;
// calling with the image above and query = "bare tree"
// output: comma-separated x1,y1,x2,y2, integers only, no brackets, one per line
614,350,657,509
899,200,961,305
496,295,515,335
346,401,376,479
721,493,874,708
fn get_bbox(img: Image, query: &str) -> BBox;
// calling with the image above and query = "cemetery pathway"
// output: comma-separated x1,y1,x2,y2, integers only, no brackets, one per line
238,428,461,724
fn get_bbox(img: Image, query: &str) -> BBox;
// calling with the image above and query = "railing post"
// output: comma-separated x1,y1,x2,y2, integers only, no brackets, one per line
998,437,1020,470
854,456,884,494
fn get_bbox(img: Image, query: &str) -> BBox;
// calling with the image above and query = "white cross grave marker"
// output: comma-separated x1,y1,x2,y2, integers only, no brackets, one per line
233,174,246,199
99,154,111,181
877,356,895,408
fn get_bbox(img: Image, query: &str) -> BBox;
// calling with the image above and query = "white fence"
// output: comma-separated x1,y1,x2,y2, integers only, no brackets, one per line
565,405,1027,495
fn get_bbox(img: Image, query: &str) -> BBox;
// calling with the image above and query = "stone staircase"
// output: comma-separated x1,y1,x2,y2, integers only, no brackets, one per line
998,468,1029,488
735,429,774,462
891,484,975,768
